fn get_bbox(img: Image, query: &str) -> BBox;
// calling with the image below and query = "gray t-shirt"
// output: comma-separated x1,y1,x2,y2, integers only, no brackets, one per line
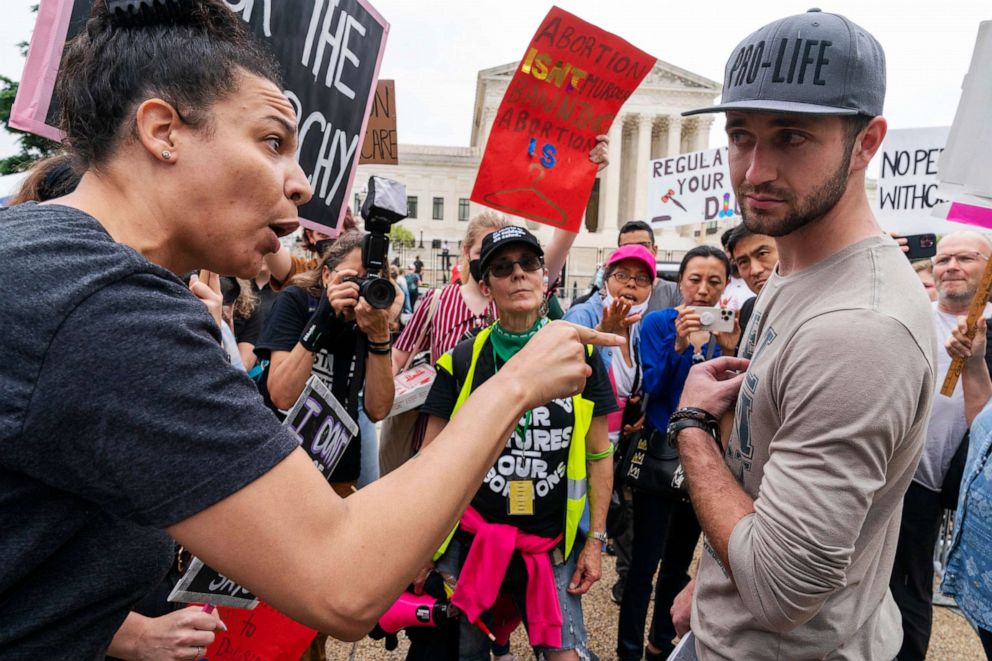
914,303,992,491
647,278,682,312
0,203,298,658
692,235,936,660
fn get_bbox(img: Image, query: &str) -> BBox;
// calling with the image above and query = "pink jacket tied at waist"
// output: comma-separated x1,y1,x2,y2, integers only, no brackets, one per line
450,506,564,648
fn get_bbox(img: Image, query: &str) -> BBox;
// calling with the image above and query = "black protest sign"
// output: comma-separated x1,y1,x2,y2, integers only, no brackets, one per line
168,557,259,609
169,377,357,607
284,375,359,481
11,0,389,234
233,0,389,232
359,79,398,165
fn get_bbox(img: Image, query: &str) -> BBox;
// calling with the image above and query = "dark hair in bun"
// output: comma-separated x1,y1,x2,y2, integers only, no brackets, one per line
57,0,282,169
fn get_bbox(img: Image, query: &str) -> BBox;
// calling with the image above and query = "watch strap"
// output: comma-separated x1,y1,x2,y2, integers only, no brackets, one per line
667,417,720,450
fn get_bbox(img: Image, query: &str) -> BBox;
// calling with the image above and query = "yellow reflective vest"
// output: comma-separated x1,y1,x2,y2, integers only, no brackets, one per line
432,324,595,561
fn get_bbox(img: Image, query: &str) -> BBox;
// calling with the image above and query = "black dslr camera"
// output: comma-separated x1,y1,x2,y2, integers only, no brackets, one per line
345,176,407,309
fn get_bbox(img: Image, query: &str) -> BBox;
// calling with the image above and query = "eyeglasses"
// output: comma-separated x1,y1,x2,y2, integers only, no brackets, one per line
488,254,544,278
622,241,653,249
933,251,989,268
609,271,653,287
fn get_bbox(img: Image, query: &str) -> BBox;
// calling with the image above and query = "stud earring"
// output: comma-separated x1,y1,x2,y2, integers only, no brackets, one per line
161,150,172,160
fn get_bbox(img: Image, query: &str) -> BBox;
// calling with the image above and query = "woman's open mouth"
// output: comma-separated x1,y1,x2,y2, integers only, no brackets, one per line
268,219,300,238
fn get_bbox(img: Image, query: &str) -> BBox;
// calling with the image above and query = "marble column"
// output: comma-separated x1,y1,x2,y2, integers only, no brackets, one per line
602,116,623,232
478,107,496,149
633,114,654,221
666,114,682,157
693,117,712,152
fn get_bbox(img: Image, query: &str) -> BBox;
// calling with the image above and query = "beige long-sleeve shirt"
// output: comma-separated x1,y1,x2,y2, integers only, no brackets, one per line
693,236,936,660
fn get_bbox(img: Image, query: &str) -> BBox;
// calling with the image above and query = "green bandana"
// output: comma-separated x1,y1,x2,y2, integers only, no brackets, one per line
491,317,548,440
490,317,548,369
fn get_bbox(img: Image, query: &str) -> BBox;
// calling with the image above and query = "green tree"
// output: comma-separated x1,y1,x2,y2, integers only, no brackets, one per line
0,75,59,174
389,223,415,248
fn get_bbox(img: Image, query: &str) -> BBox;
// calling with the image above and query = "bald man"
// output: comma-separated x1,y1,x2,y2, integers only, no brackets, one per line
890,230,992,660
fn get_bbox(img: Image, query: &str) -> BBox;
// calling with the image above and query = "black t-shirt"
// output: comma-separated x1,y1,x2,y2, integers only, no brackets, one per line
421,335,617,537
0,203,298,658
254,286,362,481
233,282,279,347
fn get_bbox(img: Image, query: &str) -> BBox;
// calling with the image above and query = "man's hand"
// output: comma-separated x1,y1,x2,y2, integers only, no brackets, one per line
670,578,695,638
678,356,750,418
598,297,640,335
947,316,987,363
354,299,391,343
567,541,602,595
501,321,624,409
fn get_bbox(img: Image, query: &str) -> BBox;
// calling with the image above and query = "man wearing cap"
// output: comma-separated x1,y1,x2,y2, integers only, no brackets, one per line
666,10,935,659
616,220,683,312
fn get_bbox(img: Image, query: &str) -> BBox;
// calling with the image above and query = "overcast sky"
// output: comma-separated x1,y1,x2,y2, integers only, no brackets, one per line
0,0,986,163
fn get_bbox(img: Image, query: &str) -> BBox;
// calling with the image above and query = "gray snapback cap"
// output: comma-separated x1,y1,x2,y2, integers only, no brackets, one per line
684,8,885,116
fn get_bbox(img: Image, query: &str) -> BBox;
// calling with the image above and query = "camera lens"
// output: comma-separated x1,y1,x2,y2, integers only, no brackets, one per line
362,276,396,310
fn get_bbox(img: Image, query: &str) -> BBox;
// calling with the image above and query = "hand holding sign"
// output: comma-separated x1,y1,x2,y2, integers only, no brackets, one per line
125,606,227,661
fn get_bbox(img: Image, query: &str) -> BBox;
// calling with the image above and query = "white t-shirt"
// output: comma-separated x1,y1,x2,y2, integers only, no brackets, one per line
721,276,753,310
914,302,992,491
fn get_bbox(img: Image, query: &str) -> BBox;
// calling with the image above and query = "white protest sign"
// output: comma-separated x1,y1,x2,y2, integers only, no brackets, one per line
647,147,739,228
875,127,961,233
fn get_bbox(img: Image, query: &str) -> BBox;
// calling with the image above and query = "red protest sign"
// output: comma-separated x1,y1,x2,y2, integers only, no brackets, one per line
204,602,317,661
471,7,655,232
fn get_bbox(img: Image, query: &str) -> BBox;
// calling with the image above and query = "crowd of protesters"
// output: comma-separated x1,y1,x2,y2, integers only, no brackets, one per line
2,3,992,661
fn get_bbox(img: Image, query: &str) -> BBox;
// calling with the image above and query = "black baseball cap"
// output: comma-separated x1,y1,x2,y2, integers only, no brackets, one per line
479,226,544,276
684,9,885,117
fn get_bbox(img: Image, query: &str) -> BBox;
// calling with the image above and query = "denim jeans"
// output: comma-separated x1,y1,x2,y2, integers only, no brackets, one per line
616,491,701,660
356,398,379,488
436,536,590,661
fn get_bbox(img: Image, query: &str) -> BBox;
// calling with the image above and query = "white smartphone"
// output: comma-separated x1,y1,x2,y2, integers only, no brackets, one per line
691,306,736,333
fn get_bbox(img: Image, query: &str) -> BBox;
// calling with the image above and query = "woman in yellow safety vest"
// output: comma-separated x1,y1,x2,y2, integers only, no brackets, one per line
418,226,618,661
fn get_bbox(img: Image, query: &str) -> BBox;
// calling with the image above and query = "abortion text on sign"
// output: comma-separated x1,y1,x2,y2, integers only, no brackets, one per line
471,6,656,232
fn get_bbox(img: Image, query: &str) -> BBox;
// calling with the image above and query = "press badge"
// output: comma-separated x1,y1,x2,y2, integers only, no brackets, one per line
507,480,535,516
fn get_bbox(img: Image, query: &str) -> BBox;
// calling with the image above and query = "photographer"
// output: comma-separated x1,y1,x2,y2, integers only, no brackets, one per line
256,231,395,495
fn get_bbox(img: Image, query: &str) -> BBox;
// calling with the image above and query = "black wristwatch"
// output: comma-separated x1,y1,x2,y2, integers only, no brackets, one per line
667,407,721,450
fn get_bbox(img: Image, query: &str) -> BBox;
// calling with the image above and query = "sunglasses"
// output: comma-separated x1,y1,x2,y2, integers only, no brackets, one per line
488,253,544,278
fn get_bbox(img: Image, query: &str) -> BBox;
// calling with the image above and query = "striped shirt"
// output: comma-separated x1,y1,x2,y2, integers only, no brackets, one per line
394,284,497,364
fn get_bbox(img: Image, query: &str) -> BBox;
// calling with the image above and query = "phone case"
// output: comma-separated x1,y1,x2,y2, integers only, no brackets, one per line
692,306,736,333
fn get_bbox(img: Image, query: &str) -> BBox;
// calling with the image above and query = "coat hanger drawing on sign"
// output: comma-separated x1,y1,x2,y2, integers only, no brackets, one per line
482,163,569,227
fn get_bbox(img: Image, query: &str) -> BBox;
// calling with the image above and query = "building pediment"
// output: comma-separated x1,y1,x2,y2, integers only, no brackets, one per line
470,59,720,146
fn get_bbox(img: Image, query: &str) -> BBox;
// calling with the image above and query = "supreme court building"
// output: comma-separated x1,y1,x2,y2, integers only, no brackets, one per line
355,59,729,289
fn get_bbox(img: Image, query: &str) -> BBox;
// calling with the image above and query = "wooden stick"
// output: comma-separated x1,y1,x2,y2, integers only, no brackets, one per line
941,254,992,396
